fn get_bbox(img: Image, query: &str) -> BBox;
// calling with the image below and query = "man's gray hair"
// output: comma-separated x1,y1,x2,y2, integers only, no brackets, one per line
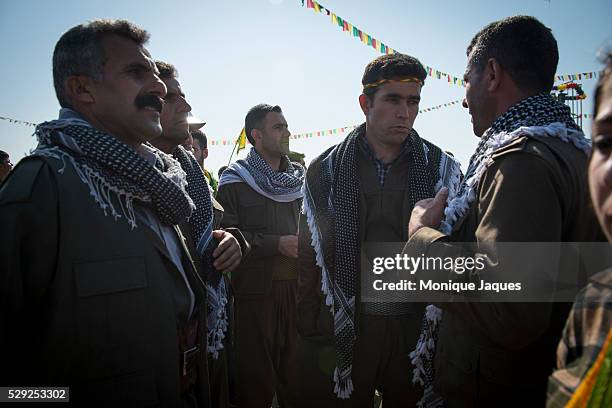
53,19,150,108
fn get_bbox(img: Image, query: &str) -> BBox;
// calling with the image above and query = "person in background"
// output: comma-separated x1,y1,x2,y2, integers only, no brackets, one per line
191,128,218,196
0,150,13,182
218,103,304,407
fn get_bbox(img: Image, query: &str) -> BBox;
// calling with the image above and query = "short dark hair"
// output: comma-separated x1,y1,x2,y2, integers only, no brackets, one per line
244,104,282,145
155,60,177,80
467,15,558,94
53,19,150,108
0,150,8,163
361,53,427,99
190,129,207,149
218,166,228,179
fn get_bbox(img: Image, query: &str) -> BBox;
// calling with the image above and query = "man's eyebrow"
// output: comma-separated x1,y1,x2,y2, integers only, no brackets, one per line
383,92,420,100
124,61,152,72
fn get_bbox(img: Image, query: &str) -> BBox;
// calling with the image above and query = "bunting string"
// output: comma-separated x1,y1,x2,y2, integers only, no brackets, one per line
555,71,600,82
0,116,37,127
302,0,466,87
209,99,464,146
301,1,600,87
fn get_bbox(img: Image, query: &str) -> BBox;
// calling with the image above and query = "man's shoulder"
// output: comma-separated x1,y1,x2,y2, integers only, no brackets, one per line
0,156,59,205
306,144,337,176
491,134,585,162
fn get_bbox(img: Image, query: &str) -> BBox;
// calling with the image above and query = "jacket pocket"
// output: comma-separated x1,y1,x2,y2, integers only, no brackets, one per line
239,195,266,230
75,257,147,297
74,257,148,354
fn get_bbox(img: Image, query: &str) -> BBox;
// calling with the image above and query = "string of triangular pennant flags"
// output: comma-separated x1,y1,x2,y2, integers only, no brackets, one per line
302,0,466,87
0,116,37,127
555,72,600,82
209,99,464,146
301,0,600,86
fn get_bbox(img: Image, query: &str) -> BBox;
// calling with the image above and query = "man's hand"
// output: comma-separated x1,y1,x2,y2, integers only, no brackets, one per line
408,187,449,239
212,230,242,275
278,235,298,259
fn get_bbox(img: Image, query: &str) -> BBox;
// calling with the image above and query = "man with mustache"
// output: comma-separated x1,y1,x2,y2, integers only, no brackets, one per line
0,20,212,406
407,16,604,406
151,60,248,408
296,53,461,406
217,104,305,407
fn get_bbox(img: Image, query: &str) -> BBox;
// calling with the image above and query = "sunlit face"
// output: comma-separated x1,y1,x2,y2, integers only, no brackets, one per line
360,80,421,148
463,55,496,137
589,72,612,242
259,112,291,158
160,77,192,145
88,35,167,146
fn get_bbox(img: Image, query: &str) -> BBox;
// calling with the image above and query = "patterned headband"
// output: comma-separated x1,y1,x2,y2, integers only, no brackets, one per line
362,77,424,92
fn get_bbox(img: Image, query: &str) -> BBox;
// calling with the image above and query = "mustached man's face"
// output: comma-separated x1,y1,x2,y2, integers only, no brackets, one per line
88,35,167,146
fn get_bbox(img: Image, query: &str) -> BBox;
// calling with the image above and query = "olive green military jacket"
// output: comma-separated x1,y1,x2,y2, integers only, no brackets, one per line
0,156,211,406
409,136,605,407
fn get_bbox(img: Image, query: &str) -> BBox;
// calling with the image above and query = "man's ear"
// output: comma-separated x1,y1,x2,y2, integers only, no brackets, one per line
65,75,96,105
486,58,502,92
251,129,262,144
359,93,370,115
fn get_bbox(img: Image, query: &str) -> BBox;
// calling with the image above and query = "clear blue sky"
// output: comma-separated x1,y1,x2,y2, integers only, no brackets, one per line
1,0,610,174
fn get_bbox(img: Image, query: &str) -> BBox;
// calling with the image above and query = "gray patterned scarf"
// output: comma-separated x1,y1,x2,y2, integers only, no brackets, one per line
302,123,461,399
32,109,193,228
218,148,305,202
172,146,228,359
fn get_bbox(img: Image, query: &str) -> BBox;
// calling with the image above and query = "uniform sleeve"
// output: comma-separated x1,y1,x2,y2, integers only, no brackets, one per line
0,159,59,382
217,183,280,257
410,151,564,349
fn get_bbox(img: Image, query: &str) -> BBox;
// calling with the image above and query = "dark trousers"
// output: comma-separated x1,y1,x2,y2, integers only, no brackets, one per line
296,313,423,407
234,280,298,408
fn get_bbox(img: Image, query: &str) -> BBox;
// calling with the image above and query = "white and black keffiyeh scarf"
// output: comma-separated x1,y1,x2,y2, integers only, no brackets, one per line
218,148,305,202
32,109,193,228
172,147,228,359
410,93,591,408
302,123,461,399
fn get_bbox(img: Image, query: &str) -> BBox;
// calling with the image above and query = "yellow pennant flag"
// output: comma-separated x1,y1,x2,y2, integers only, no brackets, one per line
236,127,247,152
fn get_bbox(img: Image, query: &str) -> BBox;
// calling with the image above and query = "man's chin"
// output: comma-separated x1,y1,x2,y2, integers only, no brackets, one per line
141,124,164,141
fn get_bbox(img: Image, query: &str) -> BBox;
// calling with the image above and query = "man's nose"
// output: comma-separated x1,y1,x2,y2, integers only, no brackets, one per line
179,97,192,113
462,98,468,109
150,74,167,98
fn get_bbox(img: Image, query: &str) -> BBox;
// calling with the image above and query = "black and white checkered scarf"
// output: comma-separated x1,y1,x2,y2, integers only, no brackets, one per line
302,123,461,399
218,148,305,202
172,147,228,359
410,93,591,408
32,109,193,228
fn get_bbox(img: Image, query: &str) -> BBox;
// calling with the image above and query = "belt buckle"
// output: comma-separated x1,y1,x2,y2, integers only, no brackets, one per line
182,346,199,376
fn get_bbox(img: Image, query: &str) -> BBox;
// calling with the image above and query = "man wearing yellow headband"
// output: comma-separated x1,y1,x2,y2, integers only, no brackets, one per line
297,53,461,406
